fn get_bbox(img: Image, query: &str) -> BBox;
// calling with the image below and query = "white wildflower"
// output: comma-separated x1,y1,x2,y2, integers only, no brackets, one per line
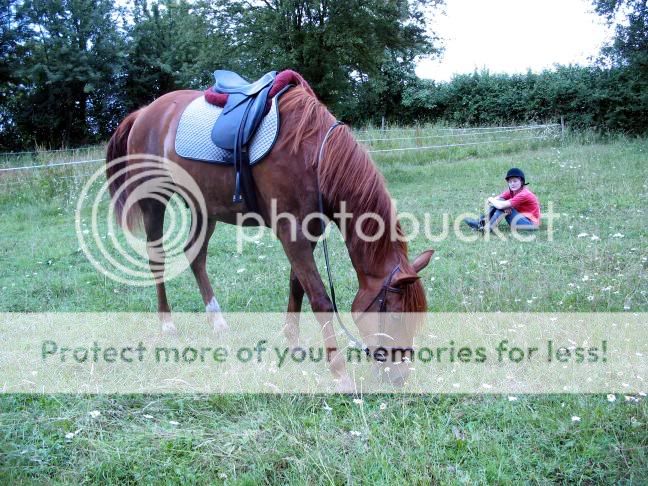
89,410,101,418
65,429,81,440
607,394,616,402
508,396,518,401
571,416,581,422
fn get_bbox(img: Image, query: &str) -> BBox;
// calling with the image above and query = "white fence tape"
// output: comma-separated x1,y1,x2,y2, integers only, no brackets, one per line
0,124,560,173
0,158,103,173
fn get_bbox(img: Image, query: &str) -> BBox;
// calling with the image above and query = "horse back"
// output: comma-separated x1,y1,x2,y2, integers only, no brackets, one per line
128,90,202,157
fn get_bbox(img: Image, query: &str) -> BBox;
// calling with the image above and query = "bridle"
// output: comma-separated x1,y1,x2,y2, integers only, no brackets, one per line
316,121,404,357
357,264,403,315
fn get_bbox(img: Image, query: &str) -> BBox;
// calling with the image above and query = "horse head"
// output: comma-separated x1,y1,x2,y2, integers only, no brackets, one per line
351,248,435,386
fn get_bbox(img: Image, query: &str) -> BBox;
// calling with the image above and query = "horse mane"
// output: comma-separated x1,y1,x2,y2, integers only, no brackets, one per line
277,86,427,317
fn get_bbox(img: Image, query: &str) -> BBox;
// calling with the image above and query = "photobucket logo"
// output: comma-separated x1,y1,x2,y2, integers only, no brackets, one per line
235,199,558,250
75,154,207,286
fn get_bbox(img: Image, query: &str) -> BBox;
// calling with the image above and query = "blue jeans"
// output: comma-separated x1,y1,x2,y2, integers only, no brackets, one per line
488,207,537,230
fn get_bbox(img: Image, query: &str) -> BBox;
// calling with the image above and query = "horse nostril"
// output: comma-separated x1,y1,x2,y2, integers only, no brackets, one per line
374,348,388,361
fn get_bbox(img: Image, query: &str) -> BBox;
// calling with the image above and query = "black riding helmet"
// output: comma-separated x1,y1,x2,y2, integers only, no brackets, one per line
505,167,528,185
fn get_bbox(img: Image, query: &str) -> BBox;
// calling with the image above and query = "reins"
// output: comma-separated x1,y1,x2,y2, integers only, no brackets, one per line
315,121,402,357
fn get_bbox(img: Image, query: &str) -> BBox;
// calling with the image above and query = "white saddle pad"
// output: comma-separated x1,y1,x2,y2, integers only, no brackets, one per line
175,94,280,165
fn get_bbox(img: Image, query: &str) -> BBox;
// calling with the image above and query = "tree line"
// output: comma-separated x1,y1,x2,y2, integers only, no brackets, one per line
0,0,645,151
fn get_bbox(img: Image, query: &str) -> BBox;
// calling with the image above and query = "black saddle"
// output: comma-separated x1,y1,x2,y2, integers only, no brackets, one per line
210,70,277,209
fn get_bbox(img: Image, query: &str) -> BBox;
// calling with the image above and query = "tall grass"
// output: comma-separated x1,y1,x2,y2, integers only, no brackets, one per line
0,135,646,483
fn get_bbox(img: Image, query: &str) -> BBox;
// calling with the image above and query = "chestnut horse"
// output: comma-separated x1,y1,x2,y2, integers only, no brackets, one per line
106,84,433,389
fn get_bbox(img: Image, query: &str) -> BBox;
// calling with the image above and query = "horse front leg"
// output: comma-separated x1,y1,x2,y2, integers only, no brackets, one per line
276,224,353,391
185,215,229,333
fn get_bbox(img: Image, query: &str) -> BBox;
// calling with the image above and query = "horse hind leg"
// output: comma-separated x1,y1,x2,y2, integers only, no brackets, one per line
141,199,176,335
283,242,315,347
185,215,229,333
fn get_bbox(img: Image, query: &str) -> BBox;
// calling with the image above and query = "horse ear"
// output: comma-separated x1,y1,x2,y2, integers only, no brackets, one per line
411,249,435,273
392,249,435,287
391,273,420,288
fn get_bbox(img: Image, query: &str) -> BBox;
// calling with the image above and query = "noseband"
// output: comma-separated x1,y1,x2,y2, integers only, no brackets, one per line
359,264,403,314
316,121,404,356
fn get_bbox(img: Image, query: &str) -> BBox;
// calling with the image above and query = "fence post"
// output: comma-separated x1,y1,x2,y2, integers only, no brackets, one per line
381,116,385,132
560,116,565,139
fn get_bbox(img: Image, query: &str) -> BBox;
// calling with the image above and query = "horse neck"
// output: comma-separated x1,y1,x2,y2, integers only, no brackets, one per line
344,240,402,290
333,197,404,289
316,124,404,287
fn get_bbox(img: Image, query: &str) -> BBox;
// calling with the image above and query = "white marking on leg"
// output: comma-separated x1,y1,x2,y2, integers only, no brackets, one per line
206,296,222,313
160,315,178,335
206,296,229,333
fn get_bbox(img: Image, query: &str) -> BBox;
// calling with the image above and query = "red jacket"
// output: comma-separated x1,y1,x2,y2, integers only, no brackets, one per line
498,187,541,224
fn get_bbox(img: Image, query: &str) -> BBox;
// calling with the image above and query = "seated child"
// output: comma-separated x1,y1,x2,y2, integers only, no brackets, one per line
464,168,540,231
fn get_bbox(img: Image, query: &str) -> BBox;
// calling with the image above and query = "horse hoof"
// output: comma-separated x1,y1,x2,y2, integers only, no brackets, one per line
282,321,300,348
334,376,356,394
210,313,230,334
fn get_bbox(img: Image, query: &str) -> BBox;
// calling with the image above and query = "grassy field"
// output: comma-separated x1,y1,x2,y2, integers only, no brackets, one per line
0,133,646,483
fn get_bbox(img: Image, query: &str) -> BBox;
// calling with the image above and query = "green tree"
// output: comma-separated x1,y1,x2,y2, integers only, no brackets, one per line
592,0,647,133
0,0,30,149
124,0,233,111
222,0,442,120
15,0,126,147
594,0,647,67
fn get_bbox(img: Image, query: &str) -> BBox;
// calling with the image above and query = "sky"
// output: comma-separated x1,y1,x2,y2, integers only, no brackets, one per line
416,0,614,81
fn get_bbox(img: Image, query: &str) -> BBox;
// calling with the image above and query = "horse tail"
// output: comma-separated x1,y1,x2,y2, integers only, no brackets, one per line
106,109,142,230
